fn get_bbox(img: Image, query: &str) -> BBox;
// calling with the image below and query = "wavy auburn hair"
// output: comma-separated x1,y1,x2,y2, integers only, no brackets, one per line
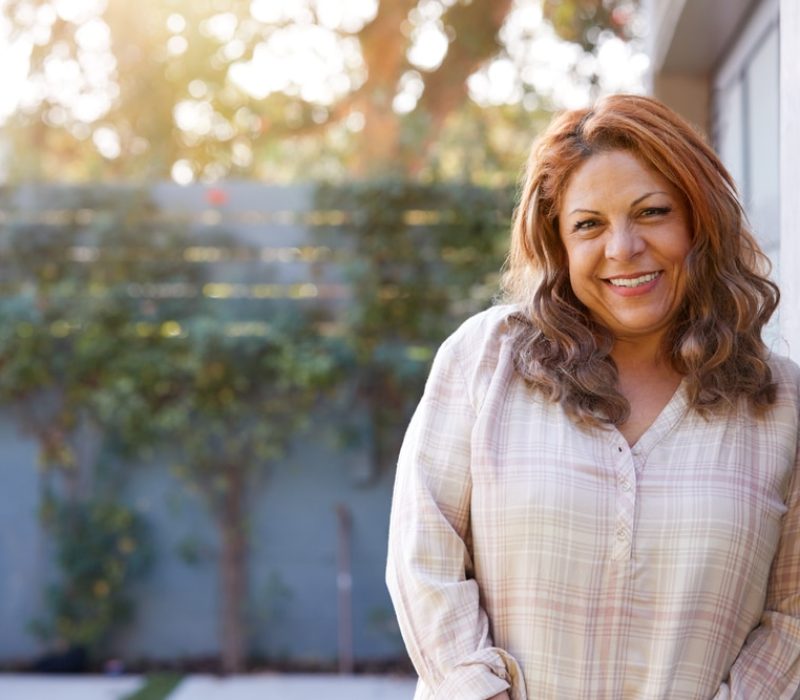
503,93,779,427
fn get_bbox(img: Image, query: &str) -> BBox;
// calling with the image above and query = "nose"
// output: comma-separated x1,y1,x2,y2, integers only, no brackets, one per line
604,220,645,260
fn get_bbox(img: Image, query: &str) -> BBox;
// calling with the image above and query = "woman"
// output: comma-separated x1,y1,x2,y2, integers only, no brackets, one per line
386,94,800,699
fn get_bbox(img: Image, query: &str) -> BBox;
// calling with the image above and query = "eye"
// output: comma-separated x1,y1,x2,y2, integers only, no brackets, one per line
640,206,672,218
573,218,600,232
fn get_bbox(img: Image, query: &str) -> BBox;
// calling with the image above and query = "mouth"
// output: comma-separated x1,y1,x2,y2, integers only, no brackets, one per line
604,271,662,288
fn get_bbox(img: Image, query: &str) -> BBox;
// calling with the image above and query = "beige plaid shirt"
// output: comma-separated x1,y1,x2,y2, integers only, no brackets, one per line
386,305,800,699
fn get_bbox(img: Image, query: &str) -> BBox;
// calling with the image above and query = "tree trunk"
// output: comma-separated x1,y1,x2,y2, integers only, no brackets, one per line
219,465,248,674
346,0,417,173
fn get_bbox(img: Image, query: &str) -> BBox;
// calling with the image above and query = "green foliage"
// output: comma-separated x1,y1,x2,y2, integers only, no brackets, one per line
0,187,203,468
143,312,343,515
0,186,198,653
123,673,184,700
253,571,293,629
543,0,639,51
3,188,201,302
175,535,210,568
30,497,152,652
315,179,515,468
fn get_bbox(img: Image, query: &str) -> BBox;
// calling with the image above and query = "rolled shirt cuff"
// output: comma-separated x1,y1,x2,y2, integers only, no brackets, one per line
432,647,527,700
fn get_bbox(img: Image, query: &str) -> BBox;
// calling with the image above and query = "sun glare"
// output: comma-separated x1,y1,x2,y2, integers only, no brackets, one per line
0,0,648,180
0,29,30,122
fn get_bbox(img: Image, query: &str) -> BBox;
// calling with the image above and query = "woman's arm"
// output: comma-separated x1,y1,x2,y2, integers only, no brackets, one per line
386,337,526,700
713,435,800,699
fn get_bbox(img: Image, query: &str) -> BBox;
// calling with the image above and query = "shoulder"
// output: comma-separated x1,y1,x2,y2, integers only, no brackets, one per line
769,353,800,397
440,304,523,364
769,352,800,385
768,352,800,414
434,304,525,411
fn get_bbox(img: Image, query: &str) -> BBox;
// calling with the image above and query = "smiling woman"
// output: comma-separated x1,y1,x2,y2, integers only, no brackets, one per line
386,94,800,699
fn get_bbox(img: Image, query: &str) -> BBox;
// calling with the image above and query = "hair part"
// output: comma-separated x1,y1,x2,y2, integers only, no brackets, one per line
502,94,779,427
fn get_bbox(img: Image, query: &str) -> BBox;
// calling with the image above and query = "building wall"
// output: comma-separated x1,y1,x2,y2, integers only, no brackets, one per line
712,1,781,349
780,0,800,358
645,0,757,136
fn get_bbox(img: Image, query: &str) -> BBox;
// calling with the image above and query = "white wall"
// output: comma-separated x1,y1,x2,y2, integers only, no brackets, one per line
712,0,781,350
780,0,800,360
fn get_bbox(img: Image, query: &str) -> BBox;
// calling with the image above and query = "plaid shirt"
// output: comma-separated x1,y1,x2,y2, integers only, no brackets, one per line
386,305,800,699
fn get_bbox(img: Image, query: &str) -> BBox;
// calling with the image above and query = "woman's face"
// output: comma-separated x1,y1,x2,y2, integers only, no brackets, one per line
557,149,692,347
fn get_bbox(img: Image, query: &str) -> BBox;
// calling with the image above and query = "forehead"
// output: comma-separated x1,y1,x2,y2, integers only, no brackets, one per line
560,150,677,209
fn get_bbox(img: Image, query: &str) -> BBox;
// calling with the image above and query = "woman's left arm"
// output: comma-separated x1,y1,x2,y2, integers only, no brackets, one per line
714,438,800,699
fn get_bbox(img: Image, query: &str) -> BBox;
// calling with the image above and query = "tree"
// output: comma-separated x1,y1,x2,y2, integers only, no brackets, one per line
1,0,641,182
139,314,342,672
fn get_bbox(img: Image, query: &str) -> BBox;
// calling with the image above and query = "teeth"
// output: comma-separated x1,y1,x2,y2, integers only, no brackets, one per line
608,272,659,288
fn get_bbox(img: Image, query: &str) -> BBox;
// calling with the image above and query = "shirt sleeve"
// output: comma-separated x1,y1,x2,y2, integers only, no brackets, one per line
385,336,526,700
713,431,800,700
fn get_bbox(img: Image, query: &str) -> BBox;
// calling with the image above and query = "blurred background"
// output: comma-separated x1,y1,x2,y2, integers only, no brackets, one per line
0,0,791,684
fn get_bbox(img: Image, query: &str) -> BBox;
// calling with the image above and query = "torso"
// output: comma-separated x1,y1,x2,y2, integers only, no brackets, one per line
404,305,800,700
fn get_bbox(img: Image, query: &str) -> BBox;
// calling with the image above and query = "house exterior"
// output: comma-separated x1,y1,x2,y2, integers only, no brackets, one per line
644,0,800,360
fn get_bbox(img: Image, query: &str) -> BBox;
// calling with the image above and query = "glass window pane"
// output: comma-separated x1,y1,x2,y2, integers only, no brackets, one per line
716,78,746,200
745,25,780,251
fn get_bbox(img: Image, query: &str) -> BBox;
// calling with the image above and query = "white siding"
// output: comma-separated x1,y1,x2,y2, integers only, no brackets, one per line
713,4,780,349
780,0,800,360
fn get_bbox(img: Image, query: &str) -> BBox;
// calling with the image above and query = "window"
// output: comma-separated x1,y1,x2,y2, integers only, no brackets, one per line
713,0,780,346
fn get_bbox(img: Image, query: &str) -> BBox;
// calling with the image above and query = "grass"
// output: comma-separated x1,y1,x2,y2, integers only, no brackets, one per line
122,673,184,700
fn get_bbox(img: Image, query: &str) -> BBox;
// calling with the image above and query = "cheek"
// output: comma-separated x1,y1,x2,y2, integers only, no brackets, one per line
563,242,598,286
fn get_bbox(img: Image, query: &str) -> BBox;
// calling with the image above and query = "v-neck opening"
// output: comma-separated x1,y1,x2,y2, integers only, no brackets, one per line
620,378,688,453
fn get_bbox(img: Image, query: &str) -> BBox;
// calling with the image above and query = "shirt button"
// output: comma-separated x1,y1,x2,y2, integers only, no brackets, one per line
616,526,627,538
620,479,631,492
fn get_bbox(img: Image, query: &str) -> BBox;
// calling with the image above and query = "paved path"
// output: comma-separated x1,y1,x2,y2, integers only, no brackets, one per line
0,673,417,700
170,674,416,699
0,674,143,699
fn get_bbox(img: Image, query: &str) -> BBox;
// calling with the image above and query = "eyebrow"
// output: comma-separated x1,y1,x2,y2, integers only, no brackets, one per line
567,191,670,216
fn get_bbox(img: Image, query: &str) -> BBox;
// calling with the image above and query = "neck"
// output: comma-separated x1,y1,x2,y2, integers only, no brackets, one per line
610,334,674,378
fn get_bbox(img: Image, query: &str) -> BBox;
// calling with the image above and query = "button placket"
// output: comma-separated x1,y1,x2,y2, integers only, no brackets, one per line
612,441,636,561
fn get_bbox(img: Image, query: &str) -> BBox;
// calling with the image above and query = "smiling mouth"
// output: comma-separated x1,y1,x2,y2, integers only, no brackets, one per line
605,271,661,288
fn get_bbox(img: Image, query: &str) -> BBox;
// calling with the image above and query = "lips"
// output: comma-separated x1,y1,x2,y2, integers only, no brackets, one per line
604,271,662,288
